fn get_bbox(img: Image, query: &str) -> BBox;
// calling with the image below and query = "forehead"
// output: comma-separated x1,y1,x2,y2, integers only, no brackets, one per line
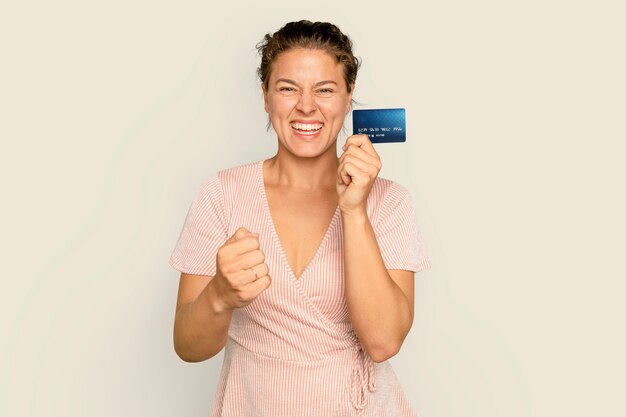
269,48,344,83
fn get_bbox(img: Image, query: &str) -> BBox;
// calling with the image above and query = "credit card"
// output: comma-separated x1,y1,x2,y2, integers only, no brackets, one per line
352,108,406,143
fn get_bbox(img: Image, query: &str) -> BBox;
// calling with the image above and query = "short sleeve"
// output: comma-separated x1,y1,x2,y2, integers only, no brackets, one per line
374,183,432,273
169,176,228,276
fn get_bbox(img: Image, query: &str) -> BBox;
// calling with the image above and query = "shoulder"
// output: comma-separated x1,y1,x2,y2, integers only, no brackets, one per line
217,160,261,178
186,175,225,222
369,176,412,209
190,160,259,206
194,160,261,195
215,160,262,190
367,176,414,227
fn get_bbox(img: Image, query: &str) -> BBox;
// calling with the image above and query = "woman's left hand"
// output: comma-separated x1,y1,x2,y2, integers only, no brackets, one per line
336,134,382,215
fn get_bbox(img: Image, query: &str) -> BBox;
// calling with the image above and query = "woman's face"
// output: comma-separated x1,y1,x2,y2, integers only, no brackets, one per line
263,48,353,159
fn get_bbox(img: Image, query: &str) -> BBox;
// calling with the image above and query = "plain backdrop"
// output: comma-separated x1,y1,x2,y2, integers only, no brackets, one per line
1,1,624,416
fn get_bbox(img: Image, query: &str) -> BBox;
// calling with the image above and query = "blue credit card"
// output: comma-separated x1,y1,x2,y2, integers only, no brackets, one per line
352,108,406,143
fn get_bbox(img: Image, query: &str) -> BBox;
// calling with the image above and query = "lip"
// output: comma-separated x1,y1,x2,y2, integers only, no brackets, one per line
290,119,324,124
291,123,323,140
289,119,324,140
291,126,322,140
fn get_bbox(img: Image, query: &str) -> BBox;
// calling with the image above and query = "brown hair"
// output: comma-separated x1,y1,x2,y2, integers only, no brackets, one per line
256,20,360,93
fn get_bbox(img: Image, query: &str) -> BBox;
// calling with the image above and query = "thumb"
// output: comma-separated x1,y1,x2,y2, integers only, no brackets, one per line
228,227,256,243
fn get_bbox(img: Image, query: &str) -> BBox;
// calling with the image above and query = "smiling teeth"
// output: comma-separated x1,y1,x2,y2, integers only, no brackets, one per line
291,123,323,131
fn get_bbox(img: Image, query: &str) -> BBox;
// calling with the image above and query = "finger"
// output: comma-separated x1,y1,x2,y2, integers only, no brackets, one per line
343,134,378,156
342,134,371,150
337,155,367,185
217,236,261,273
233,250,266,277
337,164,352,185
249,262,270,279
245,274,272,297
340,143,382,170
338,161,370,187
220,267,254,288
224,235,261,258
340,154,378,177
231,266,260,287
240,262,270,286
338,152,380,179
227,227,257,243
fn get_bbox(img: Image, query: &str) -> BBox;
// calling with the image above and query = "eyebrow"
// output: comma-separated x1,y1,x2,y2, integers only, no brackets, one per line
275,78,338,87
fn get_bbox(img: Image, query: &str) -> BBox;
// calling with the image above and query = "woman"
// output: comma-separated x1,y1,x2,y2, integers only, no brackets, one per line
170,20,431,417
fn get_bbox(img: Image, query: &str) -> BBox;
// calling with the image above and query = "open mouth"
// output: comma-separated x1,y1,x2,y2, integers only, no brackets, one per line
290,122,323,135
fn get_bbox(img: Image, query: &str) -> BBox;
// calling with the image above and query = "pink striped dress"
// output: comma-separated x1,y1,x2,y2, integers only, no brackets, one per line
170,160,431,417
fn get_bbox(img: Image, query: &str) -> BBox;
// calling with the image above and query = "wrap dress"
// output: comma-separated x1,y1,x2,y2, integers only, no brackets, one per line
170,160,431,417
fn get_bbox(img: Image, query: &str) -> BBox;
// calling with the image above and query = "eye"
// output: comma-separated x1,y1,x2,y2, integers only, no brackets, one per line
317,88,334,94
279,86,296,92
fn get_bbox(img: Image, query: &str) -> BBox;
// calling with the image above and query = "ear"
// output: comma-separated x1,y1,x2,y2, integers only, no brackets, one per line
262,84,270,114
346,84,355,114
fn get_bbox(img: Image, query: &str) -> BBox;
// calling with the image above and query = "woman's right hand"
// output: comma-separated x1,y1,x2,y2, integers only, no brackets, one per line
212,227,271,312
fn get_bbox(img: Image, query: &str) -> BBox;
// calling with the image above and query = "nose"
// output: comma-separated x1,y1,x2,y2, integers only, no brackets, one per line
295,90,317,114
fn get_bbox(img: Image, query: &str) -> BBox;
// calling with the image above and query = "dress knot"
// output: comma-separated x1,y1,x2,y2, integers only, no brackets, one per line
350,344,377,416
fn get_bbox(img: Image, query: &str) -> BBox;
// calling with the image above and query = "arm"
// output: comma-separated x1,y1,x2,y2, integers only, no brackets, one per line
173,273,233,362
342,211,415,363
337,135,416,362
173,228,271,362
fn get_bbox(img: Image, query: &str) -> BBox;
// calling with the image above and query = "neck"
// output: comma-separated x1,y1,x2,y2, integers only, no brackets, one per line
264,149,339,193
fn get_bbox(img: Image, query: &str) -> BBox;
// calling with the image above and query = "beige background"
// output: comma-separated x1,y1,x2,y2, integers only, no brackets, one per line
1,0,624,416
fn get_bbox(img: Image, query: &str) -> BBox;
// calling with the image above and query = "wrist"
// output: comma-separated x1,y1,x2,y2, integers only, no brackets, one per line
204,279,232,315
340,206,368,222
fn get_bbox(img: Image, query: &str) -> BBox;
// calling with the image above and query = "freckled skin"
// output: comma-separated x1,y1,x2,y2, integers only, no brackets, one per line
262,48,353,160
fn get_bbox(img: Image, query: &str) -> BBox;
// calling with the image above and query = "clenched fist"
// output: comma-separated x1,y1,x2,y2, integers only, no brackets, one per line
212,227,271,311
336,134,382,215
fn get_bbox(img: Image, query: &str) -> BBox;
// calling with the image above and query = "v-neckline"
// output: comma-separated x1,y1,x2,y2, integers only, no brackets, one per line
257,160,340,280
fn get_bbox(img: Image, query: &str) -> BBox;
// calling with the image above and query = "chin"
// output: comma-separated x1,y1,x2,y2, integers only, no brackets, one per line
290,138,337,157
